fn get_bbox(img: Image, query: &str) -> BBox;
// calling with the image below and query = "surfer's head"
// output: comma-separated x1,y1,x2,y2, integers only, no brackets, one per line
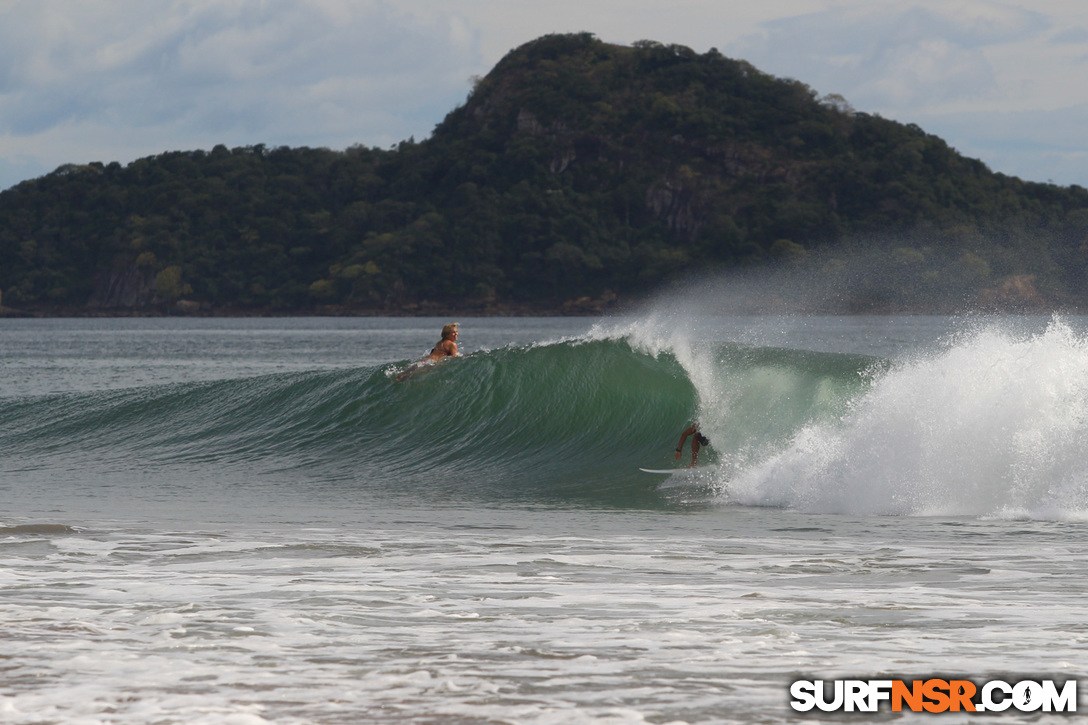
441,323,459,340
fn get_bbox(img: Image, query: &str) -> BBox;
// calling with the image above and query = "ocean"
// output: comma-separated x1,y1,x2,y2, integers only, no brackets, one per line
2,313,1086,724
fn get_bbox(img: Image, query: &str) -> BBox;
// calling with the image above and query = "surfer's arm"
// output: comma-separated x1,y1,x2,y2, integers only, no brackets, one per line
674,425,697,460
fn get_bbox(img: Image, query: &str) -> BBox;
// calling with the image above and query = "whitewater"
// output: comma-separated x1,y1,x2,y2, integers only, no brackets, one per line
1,314,1086,723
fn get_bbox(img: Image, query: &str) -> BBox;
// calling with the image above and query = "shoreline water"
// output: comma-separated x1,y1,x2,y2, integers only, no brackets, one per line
1,299,1078,319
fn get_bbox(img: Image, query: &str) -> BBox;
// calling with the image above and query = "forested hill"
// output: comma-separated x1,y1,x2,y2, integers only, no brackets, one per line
3,32,1088,316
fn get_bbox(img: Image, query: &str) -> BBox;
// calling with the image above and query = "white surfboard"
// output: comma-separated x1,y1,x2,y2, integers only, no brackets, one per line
640,467,701,475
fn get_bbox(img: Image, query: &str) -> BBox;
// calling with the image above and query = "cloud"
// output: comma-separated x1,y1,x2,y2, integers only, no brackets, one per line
1051,27,1088,44
0,153,45,190
0,0,483,188
913,104,1088,186
730,2,1050,110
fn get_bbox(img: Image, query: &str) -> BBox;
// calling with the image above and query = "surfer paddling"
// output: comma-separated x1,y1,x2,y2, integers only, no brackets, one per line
674,423,709,467
396,323,460,381
427,322,460,361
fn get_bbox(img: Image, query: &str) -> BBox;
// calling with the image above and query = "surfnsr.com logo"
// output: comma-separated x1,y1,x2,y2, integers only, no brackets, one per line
789,679,1078,714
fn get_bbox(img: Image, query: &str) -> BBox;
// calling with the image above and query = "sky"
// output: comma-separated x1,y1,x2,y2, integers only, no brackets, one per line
1,0,1088,191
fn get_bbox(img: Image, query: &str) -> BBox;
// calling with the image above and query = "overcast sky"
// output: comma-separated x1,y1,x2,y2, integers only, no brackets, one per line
1,0,1087,191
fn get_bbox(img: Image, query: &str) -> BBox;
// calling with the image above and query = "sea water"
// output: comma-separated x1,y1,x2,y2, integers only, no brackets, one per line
1,314,1086,724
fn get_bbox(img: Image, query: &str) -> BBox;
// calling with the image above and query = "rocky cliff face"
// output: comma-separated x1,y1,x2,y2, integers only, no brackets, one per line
88,257,157,309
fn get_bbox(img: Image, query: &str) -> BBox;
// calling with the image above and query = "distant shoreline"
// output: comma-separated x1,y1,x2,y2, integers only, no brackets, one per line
0,302,622,319
2,299,1079,319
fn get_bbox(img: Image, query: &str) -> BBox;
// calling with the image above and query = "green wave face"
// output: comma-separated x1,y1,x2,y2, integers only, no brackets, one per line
0,338,876,508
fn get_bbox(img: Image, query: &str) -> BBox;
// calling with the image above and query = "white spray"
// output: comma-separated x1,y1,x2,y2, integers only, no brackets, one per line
727,318,1088,519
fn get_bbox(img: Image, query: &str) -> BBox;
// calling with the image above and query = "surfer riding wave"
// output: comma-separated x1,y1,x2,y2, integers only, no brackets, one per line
675,423,709,467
